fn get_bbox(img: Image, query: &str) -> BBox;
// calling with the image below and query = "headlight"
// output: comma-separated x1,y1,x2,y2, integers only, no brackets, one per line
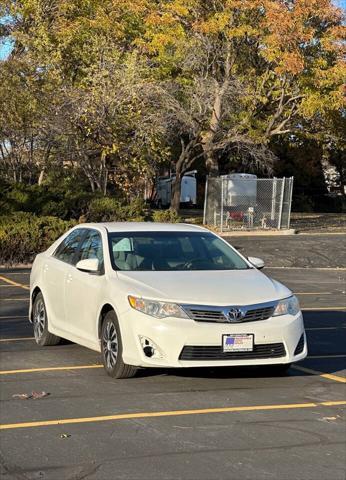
128,296,189,319
273,295,300,316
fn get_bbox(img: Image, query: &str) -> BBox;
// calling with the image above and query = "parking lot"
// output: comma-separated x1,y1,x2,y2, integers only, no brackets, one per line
0,234,345,480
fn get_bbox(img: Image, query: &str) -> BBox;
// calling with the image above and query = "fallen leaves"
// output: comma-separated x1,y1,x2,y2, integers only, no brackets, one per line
12,391,50,400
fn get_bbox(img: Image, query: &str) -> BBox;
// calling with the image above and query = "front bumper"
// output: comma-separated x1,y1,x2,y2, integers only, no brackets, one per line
119,308,307,368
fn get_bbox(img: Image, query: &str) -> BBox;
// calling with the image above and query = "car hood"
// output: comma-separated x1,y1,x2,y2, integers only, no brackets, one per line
116,269,291,306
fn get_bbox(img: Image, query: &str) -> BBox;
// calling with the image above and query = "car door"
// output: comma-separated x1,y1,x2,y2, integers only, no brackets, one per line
64,228,106,347
43,228,86,332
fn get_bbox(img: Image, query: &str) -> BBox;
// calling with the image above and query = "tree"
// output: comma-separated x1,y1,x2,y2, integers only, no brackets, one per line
0,0,167,195
139,0,345,209
0,0,344,212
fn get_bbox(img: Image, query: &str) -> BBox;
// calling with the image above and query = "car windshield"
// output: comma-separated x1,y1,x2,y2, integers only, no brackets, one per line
108,231,249,271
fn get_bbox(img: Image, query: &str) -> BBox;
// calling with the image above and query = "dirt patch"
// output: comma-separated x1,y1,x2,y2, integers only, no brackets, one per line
288,213,345,233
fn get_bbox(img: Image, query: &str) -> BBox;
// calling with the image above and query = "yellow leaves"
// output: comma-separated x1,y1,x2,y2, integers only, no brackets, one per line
165,0,196,18
195,12,231,35
227,25,258,39
299,85,344,119
300,93,328,118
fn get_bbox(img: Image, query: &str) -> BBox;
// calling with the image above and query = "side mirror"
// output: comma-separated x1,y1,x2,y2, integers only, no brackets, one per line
76,258,99,273
248,256,265,270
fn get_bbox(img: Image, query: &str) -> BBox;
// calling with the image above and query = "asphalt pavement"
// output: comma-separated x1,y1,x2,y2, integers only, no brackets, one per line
0,233,345,480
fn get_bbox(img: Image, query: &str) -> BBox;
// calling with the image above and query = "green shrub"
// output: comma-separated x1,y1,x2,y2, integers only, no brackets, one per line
86,197,146,222
292,194,314,212
6,187,31,210
40,200,69,218
0,182,95,220
0,213,76,265
151,209,181,223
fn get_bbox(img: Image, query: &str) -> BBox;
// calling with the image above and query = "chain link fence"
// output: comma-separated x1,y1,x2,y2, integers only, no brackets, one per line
203,176,294,232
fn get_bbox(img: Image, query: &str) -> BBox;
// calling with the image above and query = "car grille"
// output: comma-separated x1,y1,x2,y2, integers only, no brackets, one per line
183,304,276,323
179,343,286,361
294,334,305,355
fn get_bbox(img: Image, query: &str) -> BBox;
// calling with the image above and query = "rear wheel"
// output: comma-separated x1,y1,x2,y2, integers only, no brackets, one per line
32,292,60,346
101,311,138,379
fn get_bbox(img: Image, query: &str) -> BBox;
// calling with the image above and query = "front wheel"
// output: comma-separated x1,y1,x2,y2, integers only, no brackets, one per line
32,292,60,346
101,311,138,379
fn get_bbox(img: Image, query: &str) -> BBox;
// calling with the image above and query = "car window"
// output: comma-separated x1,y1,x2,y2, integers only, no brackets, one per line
53,229,85,265
108,232,249,271
76,230,103,265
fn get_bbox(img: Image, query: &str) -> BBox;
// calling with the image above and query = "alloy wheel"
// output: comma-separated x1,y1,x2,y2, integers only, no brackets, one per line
33,299,45,341
102,321,118,369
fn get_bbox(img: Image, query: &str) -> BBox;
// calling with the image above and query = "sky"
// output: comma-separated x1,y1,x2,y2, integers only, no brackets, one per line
0,41,13,60
0,0,345,60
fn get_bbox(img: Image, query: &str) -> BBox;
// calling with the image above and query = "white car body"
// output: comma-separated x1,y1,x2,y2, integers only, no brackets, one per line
29,222,307,370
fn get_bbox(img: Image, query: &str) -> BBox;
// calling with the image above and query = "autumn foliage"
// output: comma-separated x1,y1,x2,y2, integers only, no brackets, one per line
0,0,344,209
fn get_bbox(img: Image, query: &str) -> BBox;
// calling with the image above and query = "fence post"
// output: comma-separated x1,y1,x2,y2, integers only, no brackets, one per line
278,177,285,230
203,176,208,225
271,177,277,221
287,177,294,229
220,177,224,233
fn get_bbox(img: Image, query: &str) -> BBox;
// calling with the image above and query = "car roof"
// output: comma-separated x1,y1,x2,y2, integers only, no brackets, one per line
76,222,209,233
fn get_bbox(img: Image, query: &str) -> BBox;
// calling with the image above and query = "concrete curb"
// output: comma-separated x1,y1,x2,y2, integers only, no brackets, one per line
220,229,296,237
0,264,32,269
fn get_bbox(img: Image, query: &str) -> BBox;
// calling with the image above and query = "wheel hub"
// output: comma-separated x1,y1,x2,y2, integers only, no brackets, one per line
103,321,118,370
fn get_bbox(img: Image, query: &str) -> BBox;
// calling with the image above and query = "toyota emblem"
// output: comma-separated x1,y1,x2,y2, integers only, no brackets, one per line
227,307,244,322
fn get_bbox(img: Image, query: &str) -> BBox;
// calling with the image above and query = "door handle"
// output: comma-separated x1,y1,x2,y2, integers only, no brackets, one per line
43,264,48,272
66,273,73,283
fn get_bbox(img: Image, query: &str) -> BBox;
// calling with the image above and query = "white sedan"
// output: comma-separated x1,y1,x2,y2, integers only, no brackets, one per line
29,222,307,378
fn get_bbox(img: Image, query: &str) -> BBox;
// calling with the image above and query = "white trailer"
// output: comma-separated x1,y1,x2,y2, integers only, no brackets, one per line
156,171,197,207
221,173,257,206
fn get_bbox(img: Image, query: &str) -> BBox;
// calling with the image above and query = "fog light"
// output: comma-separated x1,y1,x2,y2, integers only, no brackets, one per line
139,336,164,359
143,345,154,357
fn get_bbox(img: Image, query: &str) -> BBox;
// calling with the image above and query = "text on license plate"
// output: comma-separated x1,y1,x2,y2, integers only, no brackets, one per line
223,334,254,352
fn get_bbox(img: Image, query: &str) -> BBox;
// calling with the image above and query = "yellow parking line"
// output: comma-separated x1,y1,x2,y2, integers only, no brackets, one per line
1,298,29,301
0,284,29,288
1,356,345,376
0,337,34,343
0,272,30,275
296,292,332,295
0,364,103,375
268,266,346,270
0,275,30,291
302,307,346,311
0,400,345,431
306,327,346,331
307,354,346,359
292,365,346,383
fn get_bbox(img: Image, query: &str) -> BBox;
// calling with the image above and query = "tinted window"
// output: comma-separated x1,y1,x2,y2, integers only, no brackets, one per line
76,230,103,264
53,229,85,265
108,232,249,271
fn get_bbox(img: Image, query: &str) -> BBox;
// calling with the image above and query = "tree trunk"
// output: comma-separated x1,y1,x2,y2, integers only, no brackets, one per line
202,46,232,177
38,168,45,185
205,143,219,176
202,88,222,176
170,171,182,213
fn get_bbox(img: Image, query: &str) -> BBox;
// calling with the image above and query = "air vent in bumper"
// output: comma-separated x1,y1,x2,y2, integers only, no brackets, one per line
179,342,286,361
294,334,305,355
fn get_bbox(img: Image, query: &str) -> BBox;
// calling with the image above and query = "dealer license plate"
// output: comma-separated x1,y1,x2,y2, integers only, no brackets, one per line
223,334,254,352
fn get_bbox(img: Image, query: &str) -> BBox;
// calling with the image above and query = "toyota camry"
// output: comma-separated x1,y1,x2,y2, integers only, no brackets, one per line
29,222,307,378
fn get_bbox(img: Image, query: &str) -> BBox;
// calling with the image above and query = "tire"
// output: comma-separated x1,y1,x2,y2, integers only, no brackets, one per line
101,311,138,379
32,292,61,346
